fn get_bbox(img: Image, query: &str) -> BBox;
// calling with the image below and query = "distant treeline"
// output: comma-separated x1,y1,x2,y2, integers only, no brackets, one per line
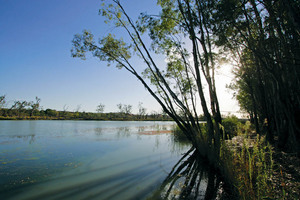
0,95,178,121
0,107,175,121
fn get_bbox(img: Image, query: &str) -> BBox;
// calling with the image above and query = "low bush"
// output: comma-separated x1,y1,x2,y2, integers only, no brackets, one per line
171,125,190,143
222,115,242,139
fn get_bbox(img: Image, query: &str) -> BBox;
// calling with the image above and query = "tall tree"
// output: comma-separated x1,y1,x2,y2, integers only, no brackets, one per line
96,103,105,113
117,103,132,116
11,100,29,117
29,96,41,117
117,103,123,115
0,95,6,108
213,0,300,152
123,104,132,115
0,95,6,116
138,102,147,119
72,0,228,162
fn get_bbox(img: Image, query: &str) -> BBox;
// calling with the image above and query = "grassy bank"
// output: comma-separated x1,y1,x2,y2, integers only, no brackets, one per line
220,118,299,199
172,117,299,199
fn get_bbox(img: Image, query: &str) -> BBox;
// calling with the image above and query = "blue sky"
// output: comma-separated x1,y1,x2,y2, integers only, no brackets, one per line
0,0,162,113
0,0,239,115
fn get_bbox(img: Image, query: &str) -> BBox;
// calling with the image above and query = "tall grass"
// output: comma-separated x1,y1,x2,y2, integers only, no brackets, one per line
171,125,192,143
220,131,275,199
171,117,281,199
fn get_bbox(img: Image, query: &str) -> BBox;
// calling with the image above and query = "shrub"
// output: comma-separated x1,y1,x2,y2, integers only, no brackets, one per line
222,115,241,139
171,125,190,143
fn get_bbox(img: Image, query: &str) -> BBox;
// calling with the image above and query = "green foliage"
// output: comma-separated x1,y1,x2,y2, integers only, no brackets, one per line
220,136,275,199
222,115,241,138
215,0,300,152
71,30,97,60
98,34,132,66
45,109,58,117
171,125,190,143
0,107,172,121
0,96,172,121
138,1,180,54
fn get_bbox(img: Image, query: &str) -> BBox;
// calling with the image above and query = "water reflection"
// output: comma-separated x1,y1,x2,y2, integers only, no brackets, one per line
93,127,103,136
9,134,36,144
117,126,131,138
1,121,175,142
150,148,234,200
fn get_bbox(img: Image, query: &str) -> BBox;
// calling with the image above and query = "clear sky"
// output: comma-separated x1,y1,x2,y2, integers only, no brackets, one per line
0,0,239,115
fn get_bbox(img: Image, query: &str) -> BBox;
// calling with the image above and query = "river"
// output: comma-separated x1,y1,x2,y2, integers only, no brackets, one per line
0,120,232,200
0,120,194,199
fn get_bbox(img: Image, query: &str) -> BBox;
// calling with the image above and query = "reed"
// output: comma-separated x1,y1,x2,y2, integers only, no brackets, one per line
220,133,276,199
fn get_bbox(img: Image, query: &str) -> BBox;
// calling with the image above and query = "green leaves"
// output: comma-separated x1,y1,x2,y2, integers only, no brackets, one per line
98,34,132,66
71,29,132,68
99,1,125,27
71,30,96,60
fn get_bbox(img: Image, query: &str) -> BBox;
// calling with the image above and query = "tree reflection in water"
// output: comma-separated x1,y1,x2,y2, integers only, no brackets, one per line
150,147,235,200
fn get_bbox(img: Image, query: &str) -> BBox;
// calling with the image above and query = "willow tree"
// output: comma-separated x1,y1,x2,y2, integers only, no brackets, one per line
72,0,224,162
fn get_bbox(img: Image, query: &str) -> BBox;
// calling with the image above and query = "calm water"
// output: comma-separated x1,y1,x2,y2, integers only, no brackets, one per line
0,120,192,200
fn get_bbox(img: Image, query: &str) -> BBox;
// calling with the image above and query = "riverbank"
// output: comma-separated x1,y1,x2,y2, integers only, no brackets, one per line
222,134,299,199
0,116,173,121
0,107,177,121
172,118,300,199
